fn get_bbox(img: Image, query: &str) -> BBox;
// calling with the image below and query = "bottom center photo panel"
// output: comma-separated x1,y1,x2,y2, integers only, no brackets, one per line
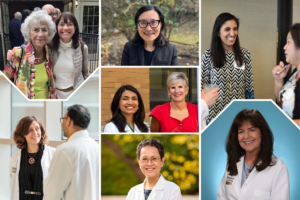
101,134,199,200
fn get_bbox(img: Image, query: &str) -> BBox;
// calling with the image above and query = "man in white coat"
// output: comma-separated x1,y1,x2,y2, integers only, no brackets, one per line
43,104,99,200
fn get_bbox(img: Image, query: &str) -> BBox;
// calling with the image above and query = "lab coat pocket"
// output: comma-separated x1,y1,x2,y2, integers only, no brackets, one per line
253,190,270,200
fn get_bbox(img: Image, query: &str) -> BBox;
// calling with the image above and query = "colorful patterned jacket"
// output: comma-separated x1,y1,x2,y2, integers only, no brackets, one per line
3,42,57,99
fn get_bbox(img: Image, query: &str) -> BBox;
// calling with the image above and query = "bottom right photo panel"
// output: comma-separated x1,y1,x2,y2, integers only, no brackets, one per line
201,100,300,200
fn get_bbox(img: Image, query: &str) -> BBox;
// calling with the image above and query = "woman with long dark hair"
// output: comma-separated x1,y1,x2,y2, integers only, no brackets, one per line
272,23,300,119
9,116,55,200
201,13,254,124
217,109,289,199
104,85,149,133
121,5,178,66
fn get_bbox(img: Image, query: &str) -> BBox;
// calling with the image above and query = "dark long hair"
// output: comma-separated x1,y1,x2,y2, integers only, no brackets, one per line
21,9,31,23
211,13,243,68
131,5,169,47
226,109,275,176
290,23,300,49
49,12,81,51
110,85,148,132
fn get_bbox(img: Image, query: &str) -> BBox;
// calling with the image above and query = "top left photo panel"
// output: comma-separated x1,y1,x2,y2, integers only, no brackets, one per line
0,0,99,100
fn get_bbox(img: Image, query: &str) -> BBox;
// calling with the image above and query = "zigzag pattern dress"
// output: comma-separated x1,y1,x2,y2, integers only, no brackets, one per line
201,48,254,124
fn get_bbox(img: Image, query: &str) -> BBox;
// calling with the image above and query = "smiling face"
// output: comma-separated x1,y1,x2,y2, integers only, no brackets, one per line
284,32,300,66
139,146,164,179
24,121,41,146
119,90,139,117
168,81,189,102
58,18,75,43
238,121,262,155
30,21,49,49
218,19,238,52
137,10,161,45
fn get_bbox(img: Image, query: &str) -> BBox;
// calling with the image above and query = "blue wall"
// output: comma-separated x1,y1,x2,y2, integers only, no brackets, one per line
201,100,300,200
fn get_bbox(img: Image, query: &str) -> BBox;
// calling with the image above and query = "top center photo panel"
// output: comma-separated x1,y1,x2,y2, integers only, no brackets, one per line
101,0,199,66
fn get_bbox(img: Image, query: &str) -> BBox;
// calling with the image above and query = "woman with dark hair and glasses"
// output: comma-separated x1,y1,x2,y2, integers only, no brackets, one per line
104,85,149,133
126,139,182,200
9,116,55,200
121,5,178,66
217,109,289,199
272,23,300,119
201,13,254,124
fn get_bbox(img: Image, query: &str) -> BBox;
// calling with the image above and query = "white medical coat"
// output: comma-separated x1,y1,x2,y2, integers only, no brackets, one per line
126,175,183,200
43,130,99,200
217,156,290,200
9,145,56,200
103,121,149,133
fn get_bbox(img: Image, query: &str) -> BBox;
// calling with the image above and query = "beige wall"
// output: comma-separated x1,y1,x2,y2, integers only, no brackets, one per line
293,0,300,23
101,68,150,127
201,0,277,100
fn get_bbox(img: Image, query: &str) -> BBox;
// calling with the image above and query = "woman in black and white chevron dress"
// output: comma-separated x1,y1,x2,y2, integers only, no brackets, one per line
201,13,254,124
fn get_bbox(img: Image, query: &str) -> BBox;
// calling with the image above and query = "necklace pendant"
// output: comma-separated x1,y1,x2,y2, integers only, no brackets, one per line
29,158,35,164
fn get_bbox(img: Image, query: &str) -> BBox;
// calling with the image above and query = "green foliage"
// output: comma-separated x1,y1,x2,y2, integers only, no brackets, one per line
101,143,140,195
101,0,198,44
102,134,199,194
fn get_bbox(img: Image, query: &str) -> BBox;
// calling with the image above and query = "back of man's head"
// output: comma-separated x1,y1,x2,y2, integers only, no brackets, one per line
67,104,91,129
42,4,55,12
14,12,22,20
33,7,41,12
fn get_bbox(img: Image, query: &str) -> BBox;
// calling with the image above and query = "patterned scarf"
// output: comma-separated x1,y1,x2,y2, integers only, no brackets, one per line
19,145,44,200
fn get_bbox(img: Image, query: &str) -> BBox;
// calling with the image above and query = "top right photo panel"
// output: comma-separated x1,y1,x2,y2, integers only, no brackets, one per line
201,0,300,127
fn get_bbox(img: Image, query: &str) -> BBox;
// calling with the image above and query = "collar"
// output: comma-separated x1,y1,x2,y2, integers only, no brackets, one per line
137,45,162,65
67,129,89,142
136,174,166,192
59,39,72,48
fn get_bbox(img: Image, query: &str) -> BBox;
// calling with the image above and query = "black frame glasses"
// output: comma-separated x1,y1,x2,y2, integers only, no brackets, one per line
60,117,68,123
138,20,161,28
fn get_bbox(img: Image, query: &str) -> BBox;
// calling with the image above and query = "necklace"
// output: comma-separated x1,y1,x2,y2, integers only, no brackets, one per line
35,54,44,63
244,160,252,179
28,152,38,164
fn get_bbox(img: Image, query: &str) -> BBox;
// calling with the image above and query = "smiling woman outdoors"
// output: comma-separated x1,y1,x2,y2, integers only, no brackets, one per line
126,139,183,200
3,10,57,99
121,5,178,66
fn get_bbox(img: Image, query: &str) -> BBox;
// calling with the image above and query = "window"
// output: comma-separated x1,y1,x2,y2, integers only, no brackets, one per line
149,68,198,110
82,6,99,34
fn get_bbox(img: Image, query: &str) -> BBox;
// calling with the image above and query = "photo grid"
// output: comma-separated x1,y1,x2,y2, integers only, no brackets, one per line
0,0,299,200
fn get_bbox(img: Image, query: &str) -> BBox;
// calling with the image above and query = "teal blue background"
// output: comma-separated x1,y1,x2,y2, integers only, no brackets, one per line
201,101,300,199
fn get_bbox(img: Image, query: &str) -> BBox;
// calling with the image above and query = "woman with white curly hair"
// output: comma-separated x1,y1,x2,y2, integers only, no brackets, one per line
3,10,57,99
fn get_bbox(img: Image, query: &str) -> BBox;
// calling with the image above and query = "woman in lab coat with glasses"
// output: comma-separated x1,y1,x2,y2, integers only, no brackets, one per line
126,139,182,200
217,109,289,199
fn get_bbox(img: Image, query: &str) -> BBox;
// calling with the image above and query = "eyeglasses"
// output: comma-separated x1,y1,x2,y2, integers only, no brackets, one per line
49,12,58,17
139,157,161,163
60,117,68,123
138,20,161,28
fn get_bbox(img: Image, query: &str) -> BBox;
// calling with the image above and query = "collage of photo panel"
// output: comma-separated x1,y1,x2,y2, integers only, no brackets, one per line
0,0,299,200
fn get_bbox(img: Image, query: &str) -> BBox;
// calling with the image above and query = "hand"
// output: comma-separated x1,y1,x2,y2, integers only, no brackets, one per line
201,87,219,107
272,61,291,81
7,50,13,61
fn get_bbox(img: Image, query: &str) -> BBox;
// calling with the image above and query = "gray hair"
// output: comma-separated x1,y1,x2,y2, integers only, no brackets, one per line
33,7,41,12
21,10,56,43
167,72,189,89
14,12,22,19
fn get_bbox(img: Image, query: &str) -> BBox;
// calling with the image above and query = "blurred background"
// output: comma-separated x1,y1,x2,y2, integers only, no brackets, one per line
101,134,199,200
101,0,199,66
